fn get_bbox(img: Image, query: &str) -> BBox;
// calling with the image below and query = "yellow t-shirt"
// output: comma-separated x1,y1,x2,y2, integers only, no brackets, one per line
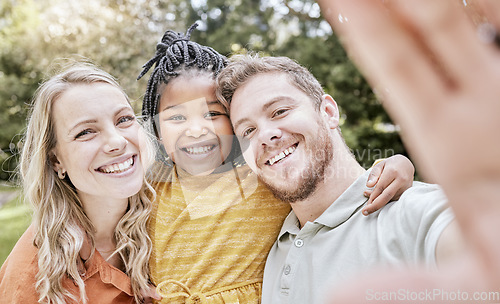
148,163,290,304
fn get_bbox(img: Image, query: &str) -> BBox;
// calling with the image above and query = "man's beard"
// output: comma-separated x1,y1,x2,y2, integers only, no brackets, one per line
261,125,334,203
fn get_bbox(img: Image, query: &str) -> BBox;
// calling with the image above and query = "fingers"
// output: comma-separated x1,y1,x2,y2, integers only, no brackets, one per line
364,182,406,216
366,161,384,188
362,175,397,215
363,155,414,215
391,0,491,87
318,0,445,121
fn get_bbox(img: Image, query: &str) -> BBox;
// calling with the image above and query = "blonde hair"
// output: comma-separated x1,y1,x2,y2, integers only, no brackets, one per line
20,62,155,304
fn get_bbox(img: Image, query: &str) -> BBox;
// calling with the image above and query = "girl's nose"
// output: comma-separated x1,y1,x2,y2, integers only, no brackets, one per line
185,121,210,138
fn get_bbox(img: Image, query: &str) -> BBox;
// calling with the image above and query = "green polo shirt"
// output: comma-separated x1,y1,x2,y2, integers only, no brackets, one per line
261,170,454,304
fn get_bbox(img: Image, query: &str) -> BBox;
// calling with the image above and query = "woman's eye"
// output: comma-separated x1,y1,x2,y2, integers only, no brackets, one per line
117,115,135,125
75,129,94,139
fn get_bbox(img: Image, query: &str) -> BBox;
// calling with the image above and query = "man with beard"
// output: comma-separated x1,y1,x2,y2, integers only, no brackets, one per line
216,55,465,304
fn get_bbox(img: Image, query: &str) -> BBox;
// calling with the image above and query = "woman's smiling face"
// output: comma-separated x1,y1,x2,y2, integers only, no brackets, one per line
157,75,234,176
51,82,145,202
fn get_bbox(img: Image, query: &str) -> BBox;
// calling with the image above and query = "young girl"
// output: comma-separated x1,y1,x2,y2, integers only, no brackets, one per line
138,24,415,304
0,63,157,304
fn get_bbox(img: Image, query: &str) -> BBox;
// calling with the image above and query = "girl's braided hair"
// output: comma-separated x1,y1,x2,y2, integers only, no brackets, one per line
138,23,228,122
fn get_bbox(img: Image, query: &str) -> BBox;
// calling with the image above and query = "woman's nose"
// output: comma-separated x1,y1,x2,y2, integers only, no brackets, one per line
103,128,127,153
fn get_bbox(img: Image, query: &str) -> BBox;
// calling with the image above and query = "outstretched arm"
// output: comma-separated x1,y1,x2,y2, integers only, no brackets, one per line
318,0,500,302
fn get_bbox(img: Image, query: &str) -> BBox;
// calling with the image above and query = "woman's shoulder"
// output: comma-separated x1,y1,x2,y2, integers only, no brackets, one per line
0,224,40,303
2,224,38,266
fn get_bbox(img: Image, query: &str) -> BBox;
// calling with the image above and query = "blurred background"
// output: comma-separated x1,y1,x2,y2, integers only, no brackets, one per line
0,0,408,265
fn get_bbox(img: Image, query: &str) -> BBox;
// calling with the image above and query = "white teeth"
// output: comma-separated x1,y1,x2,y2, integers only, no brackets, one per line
268,145,297,166
184,145,213,155
100,157,133,174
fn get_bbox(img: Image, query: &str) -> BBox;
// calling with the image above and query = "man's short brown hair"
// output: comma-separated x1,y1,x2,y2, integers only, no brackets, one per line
216,54,324,111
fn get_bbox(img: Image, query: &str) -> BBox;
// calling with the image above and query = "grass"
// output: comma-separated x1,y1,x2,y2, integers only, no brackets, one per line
0,190,31,267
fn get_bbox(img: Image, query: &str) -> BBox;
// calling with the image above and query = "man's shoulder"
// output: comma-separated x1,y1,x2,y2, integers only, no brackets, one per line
407,181,443,192
377,181,449,223
398,181,447,204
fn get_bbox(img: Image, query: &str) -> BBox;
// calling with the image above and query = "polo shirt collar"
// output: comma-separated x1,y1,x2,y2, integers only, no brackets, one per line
278,211,301,240
278,169,370,239
314,170,369,228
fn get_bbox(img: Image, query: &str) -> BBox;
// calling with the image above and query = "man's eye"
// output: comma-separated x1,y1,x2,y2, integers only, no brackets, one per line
206,111,227,119
273,108,288,117
242,127,255,137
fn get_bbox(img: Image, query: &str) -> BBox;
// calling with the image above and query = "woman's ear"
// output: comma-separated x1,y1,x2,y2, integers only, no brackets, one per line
320,94,340,129
49,150,66,179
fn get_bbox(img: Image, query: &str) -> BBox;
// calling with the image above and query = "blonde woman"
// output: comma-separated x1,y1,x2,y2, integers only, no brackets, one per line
0,63,159,303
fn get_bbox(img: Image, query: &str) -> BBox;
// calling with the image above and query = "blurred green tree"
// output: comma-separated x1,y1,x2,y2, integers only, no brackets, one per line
0,0,409,181
158,0,408,169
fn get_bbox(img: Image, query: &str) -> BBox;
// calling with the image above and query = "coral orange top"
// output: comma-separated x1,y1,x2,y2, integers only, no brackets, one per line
0,225,135,304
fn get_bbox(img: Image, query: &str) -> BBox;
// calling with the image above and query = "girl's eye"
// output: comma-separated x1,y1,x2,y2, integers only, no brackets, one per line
117,115,135,125
75,129,94,139
166,114,186,121
242,127,255,138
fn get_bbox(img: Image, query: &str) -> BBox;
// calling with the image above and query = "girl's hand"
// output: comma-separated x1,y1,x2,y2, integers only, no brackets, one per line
362,155,414,215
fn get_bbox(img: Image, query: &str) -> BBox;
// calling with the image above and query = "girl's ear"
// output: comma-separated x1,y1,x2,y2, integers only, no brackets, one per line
320,94,340,129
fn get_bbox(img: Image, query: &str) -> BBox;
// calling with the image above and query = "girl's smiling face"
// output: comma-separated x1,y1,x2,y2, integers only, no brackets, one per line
157,75,234,175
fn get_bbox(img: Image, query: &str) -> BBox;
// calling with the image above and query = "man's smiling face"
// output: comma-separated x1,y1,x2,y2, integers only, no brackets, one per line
230,72,335,203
